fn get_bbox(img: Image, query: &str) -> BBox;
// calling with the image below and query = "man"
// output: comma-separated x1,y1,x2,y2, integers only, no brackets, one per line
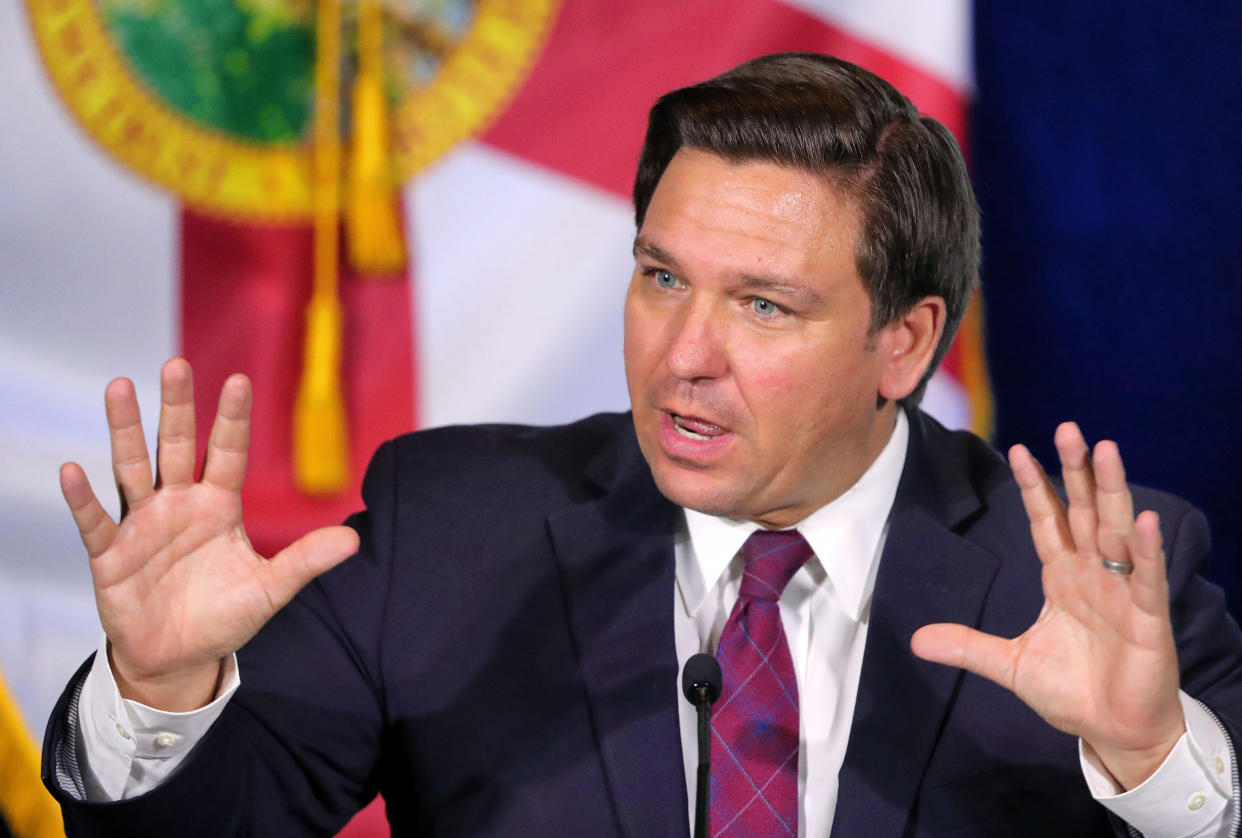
43,53,1242,836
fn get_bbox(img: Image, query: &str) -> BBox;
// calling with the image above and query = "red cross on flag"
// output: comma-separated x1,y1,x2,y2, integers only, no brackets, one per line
3,2,983,835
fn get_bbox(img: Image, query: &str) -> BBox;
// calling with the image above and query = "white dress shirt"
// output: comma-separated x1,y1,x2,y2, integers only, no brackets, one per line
673,408,909,837
670,411,1235,837
77,411,1236,836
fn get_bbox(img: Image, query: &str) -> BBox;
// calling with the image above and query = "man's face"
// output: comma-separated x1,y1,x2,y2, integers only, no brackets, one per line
624,149,901,528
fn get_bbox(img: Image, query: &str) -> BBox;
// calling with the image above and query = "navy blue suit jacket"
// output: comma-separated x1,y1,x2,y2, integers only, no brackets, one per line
44,410,1242,836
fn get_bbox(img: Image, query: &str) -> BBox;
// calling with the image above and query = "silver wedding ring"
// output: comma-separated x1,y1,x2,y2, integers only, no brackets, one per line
1101,557,1134,575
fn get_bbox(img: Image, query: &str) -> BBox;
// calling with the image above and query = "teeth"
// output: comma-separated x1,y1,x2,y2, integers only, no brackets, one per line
672,415,712,441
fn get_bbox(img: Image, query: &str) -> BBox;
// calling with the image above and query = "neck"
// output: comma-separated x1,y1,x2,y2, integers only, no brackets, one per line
748,404,901,530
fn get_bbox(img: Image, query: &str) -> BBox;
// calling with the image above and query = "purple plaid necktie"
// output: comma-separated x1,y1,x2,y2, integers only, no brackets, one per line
710,529,812,838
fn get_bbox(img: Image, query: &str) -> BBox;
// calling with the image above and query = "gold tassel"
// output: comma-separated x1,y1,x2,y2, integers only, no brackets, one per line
346,0,406,274
0,669,64,838
294,0,350,495
294,294,350,492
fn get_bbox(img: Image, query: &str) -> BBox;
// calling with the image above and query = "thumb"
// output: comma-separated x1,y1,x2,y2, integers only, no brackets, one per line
911,623,1017,691
264,525,361,610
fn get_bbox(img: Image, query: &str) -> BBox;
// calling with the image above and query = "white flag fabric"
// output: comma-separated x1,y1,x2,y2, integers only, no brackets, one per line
0,0,974,763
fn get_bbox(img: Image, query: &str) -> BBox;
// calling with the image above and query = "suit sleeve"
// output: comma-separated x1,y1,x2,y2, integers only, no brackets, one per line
41,440,401,837
1165,503,1242,837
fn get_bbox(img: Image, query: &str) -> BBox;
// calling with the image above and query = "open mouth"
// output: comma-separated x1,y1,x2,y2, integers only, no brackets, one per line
671,413,728,441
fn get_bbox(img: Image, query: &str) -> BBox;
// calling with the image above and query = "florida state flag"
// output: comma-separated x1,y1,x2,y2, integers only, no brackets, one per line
9,1,982,835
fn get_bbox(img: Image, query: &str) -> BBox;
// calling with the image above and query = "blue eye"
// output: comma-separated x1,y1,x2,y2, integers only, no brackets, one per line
655,269,677,288
752,298,778,316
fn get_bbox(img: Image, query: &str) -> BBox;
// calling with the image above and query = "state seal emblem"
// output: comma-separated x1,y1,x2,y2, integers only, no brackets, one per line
26,0,559,220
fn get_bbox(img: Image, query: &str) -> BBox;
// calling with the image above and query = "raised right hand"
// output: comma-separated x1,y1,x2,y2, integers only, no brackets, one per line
59,359,360,711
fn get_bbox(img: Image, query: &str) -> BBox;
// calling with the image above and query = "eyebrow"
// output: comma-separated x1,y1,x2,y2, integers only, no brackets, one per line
632,237,682,272
735,275,826,307
632,236,827,307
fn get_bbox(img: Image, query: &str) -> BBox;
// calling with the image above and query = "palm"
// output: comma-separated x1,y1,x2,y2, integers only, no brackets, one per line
93,484,264,675
60,360,358,706
911,423,1183,789
1006,572,1175,744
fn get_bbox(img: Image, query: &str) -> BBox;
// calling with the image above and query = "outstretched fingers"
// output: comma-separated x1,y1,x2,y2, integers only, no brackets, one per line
201,374,252,492
1128,510,1169,615
60,462,117,559
1092,440,1136,566
106,377,155,511
1054,422,1100,564
155,359,197,489
911,623,1017,691
1009,444,1073,565
262,526,361,610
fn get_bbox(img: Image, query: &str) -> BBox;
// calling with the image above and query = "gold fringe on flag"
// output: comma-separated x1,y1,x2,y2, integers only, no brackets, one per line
346,0,406,274
0,669,64,838
294,0,350,494
960,289,995,440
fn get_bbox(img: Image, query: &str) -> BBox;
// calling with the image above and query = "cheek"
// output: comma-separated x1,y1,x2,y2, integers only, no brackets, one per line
623,297,666,383
622,290,644,354
736,336,824,399
740,346,861,435
734,354,810,431
745,369,797,400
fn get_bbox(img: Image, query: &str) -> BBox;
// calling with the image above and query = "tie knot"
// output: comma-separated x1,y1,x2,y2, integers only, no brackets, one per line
739,529,812,601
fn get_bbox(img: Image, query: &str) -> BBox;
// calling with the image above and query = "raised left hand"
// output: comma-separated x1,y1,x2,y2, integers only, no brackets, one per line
911,421,1184,790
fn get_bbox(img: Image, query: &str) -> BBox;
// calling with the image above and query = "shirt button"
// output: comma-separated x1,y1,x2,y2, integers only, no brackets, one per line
154,732,179,748
114,722,131,740
1188,792,1207,811
1215,757,1225,775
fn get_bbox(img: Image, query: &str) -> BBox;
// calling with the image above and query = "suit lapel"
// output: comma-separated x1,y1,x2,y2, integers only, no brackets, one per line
549,412,1009,838
831,412,1004,838
548,422,689,838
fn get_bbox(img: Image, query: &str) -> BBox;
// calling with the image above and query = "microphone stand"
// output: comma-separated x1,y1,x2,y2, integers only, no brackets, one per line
682,653,722,838
693,686,712,838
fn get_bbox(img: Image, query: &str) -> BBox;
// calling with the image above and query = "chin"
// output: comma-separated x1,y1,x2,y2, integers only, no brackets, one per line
648,461,745,518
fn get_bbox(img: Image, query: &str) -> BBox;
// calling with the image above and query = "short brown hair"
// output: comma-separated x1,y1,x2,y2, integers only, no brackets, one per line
633,53,980,407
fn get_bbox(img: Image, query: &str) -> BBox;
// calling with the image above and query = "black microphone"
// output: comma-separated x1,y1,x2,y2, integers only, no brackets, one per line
682,653,722,838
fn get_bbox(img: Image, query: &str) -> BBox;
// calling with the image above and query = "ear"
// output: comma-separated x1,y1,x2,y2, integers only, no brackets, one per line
875,296,946,401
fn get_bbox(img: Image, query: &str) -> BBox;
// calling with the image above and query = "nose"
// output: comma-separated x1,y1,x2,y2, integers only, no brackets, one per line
665,299,727,381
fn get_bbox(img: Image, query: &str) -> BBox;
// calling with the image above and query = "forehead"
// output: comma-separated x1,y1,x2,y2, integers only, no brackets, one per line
639,149,862,283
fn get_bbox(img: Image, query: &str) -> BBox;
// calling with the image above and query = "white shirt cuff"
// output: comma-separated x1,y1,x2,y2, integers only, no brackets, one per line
1080,691,1233,836
78,636,240,801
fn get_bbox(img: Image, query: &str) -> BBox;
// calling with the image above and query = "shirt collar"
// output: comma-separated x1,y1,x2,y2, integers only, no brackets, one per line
676,410,909,622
